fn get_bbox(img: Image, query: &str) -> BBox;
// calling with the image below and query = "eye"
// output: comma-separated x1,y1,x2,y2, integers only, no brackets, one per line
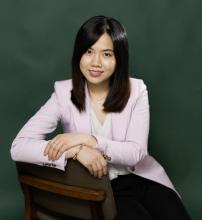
86,48,93,55
103,52,113,57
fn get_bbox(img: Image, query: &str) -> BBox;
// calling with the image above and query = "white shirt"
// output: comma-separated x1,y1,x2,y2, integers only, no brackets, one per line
90,108,129,180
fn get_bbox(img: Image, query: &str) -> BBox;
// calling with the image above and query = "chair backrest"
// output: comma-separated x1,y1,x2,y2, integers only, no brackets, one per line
16,160,116,220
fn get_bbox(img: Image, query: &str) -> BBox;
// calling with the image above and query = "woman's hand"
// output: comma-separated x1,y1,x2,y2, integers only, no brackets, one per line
43,133,97,161
65,146,107,178
76,146,108,178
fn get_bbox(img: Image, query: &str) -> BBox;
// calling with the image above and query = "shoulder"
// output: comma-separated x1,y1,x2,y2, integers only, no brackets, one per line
53,79,72,95
54,79,72,91
52,79,72,104
129,77,148,96
126,77,149,108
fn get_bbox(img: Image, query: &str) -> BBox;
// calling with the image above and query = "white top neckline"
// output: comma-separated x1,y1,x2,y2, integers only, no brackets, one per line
90,108,110,127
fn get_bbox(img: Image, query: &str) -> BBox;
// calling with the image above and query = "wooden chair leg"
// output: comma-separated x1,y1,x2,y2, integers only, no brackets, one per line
89,201,105,220
22,184,37,220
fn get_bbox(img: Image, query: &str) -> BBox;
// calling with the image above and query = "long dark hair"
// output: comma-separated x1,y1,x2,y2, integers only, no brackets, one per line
71,15,130,112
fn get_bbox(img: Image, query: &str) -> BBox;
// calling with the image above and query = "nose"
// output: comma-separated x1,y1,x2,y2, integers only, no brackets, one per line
91,53,102,67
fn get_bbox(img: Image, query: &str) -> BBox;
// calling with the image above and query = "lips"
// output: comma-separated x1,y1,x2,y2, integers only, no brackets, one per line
89,70,104,77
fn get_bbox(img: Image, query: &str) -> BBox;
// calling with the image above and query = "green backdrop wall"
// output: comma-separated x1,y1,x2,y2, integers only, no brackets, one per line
1,0,201,219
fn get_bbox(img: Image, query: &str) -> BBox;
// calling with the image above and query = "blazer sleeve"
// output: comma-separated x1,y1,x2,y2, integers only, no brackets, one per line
10,83,67,171
94,80,150,167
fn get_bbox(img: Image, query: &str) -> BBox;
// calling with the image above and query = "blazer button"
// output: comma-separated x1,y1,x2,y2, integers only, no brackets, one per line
130,166,135,171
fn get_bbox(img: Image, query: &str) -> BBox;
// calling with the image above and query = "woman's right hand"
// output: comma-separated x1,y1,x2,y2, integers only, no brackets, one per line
66,146,108,178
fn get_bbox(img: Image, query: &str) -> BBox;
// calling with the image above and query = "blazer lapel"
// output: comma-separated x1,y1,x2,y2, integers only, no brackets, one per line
111,106,129,141
71,83,91,134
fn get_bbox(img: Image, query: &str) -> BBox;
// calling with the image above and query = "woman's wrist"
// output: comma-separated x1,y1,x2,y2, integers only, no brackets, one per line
65,146,80,159
85,135,97,148
72,145,83,160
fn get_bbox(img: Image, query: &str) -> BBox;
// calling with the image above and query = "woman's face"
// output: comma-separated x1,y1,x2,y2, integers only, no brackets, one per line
80,33,116,88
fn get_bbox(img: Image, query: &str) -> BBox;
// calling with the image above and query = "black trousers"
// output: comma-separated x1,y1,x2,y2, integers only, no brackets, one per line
111,174,191,220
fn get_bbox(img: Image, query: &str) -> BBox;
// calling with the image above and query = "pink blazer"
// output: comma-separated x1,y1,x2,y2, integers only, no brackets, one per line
11,78,175,191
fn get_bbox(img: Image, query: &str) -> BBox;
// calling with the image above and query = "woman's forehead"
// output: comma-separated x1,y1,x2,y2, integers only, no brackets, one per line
90,33,114,50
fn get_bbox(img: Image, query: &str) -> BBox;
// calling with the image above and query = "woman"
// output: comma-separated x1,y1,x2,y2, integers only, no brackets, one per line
11,15,191,219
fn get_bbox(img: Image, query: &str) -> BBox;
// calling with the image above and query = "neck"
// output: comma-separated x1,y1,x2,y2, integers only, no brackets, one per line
87,81,109,97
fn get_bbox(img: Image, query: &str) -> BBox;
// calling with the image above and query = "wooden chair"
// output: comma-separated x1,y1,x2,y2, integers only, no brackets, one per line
16,160,117,220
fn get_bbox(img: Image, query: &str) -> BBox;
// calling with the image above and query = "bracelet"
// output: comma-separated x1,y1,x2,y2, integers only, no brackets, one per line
102,153,111,161
73,145,83,160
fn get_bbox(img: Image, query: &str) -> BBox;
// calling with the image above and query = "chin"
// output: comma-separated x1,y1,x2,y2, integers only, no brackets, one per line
87,79,103,85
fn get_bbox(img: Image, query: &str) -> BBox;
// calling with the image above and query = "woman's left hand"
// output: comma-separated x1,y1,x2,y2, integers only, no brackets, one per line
43,133,97,161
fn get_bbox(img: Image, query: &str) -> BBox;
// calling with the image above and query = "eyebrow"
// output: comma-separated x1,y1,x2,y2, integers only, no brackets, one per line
89,48,114,52
103,49,114,52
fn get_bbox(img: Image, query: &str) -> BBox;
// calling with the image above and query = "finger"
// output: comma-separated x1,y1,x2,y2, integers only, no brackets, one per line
47,141,60,161
56,143,77,160
103,164,108,175
98,155,107,175
51,141,64,160
100,155,107,167
98,167,103,178
55,143,71,160
102,162,108,176
44,136,59,156
100,163,107,177
91,162,99,177
87,165,93,175
44,140,52,156
95,160,104,178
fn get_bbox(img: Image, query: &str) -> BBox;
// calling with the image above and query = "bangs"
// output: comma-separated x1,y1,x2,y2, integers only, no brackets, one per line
77,19,107,55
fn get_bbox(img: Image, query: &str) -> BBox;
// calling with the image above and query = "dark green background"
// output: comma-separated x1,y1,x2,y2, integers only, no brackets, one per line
1,0,201,219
